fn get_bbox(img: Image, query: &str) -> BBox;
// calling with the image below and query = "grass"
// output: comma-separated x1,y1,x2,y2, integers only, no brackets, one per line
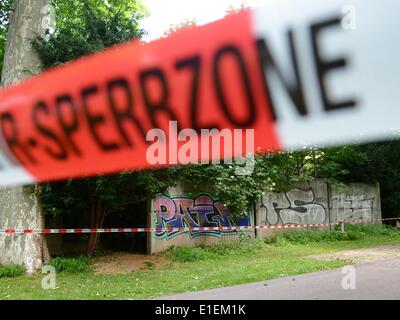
0,223,399,300
267,223,400,244
48,256,91,274
0,264,25,278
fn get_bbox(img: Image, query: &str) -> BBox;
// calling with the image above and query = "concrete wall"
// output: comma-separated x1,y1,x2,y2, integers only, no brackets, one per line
329,182,381,222
149,180,381,252
255,179,330,238
255,179,381,239
149,185,254,254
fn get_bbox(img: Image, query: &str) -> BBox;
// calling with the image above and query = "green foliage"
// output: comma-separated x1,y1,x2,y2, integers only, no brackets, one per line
169,247,211,262
40,169,176,218
0,0,12,76
0,264,25,278
49,256,91,273
30,0,399,223
175,147,351,216
2,234,400,299
353,140,400,217
268,223,399,245
39,144,367,220
35,0,147,69
169,239,266,262
267,229,345,244
0,0,11,30
345,223,399,237
144,261,154,269
33,0,354,220
203,138,400,217
34,1,174,225
321,135,400,218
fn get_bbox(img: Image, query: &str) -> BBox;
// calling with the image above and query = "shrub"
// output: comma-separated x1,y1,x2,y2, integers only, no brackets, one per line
169,238,266,262
0,264,25,278
274,229,346,244
268,223,399,244
345,223,398,236
170,247,213,262
49,256,91,273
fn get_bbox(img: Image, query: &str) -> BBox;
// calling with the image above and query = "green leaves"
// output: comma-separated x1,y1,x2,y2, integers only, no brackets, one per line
32,1,399,223
35,0,147,70
49,256,91,273
0,0,12,77
35,1,164,219
0,264,25,278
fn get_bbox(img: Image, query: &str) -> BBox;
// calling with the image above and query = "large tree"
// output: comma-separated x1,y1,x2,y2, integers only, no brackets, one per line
0,0,51,274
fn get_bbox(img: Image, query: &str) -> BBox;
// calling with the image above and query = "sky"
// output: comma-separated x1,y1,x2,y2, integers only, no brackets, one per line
141,0,277,40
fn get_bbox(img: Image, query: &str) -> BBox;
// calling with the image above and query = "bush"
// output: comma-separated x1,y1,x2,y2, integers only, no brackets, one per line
170,247,213,262
343,223,398,239
49,256,91,273
348,223,398,235
279,229,347,244
0,264,25,278
267,223,399,244
169,238,266,262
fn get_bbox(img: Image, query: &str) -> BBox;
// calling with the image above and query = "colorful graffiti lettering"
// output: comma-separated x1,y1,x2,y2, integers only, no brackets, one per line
154,193,251,239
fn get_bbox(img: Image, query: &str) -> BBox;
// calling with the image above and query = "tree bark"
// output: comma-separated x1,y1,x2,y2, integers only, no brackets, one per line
86,199,106,256
0,0,51,274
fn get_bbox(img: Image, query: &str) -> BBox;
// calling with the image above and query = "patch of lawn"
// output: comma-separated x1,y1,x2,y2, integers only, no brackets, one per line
1,224,399,300
0,264,25,278
48,256,91,273
272,223,400,244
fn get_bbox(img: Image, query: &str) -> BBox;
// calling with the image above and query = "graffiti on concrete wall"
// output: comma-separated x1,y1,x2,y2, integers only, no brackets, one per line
332,194,375,221
260,188,327,225
154,193,251,239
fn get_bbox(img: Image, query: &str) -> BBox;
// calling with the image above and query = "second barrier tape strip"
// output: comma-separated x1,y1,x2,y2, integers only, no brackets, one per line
1,217,399,235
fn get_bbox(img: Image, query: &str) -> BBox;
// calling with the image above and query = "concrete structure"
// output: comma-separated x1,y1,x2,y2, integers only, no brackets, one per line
149,179,381,253
42,179,381,256
148,185,254,254
256,179,330,238
329,182,381,223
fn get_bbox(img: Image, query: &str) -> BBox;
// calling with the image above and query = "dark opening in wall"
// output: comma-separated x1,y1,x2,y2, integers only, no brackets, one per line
100,199,148,254
45,199,149,256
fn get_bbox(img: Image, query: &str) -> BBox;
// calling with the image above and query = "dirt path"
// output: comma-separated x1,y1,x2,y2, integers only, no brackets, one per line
91,244,400,275
309,244,400,264
92,252,168,275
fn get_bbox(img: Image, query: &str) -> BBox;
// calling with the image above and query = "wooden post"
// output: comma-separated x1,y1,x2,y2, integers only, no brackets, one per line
340,220,346,234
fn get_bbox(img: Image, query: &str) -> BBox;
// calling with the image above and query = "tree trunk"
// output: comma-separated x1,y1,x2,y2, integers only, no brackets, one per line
0,0,51,274
86,198,106,256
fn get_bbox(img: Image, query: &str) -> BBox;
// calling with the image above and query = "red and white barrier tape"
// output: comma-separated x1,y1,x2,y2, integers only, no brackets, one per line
1,218,398,235
0,0,399,186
